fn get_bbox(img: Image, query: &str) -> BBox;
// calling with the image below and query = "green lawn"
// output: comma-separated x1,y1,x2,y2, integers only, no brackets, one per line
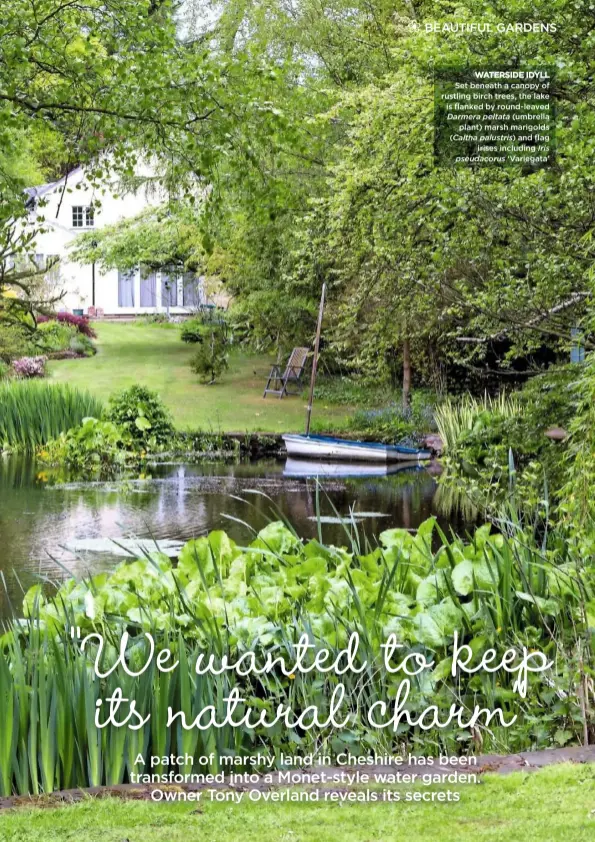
47,322,350,432
0,765,593,842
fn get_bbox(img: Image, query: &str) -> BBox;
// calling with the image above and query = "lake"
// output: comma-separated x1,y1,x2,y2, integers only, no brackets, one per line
0,455,472,617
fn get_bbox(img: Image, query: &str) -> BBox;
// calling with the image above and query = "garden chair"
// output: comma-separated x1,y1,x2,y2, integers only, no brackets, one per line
263,347,309,398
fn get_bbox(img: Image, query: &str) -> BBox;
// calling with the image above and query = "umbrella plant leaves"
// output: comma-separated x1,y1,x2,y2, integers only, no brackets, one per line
21,519,568,659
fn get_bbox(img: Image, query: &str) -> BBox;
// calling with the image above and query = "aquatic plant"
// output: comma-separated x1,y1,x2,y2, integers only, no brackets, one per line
106,385,174,449
559,353,595,549
434,393,522,454
0,381,104,451
435,369,581,515
39,417,129,473
0,517,589,796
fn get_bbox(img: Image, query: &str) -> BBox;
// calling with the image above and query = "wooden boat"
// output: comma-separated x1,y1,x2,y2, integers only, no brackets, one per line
285,283,433,466
283,457,425,478
283,434,431,463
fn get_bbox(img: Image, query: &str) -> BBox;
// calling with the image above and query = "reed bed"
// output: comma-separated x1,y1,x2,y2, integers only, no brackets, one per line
434,393,522,454
0,381,103,451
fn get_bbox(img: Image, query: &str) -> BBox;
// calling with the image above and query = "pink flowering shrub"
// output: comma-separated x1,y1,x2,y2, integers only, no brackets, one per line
37,312,96,338
12,356,47,378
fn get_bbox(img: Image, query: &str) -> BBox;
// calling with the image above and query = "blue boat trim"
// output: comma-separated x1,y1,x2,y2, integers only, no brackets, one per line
284,434,432,457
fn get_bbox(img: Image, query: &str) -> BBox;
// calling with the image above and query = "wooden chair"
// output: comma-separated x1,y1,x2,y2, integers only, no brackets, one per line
263,347,309,398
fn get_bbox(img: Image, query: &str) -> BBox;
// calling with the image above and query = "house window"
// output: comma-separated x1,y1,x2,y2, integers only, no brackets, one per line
140,268,157,306
161,269,178,308
183,273,203,309
118,269,135,307
72,205,94,228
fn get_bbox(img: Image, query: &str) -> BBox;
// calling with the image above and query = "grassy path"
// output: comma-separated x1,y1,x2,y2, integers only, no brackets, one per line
48,323,351,432
0,765,593,841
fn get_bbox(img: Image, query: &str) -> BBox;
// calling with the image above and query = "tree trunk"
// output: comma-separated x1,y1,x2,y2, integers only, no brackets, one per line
402,338,411,410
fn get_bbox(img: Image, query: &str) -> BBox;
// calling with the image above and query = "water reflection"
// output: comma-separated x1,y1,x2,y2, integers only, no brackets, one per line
0,455,474,617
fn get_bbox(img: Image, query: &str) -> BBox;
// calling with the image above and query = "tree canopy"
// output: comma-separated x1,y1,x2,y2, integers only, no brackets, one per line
3,1,595,394
198,0,595,394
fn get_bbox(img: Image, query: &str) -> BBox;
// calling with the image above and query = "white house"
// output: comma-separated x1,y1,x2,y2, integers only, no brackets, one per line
24,165,206,317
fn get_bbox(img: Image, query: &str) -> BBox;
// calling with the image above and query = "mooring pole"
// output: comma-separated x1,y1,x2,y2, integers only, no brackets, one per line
305,282,326,437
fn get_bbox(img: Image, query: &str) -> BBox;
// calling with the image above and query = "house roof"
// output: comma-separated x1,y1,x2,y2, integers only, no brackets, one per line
25,166,84,207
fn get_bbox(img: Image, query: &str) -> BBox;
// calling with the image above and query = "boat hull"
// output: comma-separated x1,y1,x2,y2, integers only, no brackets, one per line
283,458,424,478
282,434,432,463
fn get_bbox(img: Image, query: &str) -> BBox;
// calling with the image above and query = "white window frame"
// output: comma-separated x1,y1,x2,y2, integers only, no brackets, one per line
72,205,95,229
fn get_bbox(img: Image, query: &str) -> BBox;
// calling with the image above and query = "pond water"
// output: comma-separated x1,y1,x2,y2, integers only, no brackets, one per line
0,455,473,617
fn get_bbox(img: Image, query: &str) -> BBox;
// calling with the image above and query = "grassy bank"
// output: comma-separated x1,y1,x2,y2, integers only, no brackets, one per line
47,323,351,432
0,765,593,842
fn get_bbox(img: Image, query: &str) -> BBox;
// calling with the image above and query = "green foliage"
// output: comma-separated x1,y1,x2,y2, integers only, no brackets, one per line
435,394,523,456
40,418,128,474
0,381,103,452
437,368,582,511
345,406,415,442
4,0,595,392
68,333,96,357
0,322,34,362
196,1,397,357
36,320,75,352
174,429,241,458
41,386,176,475
187,1,595,394
229,292,318,352
190,330,229,384
2,0,595,800
71,207,205,279
312,376,392,407
180,318,207,344
347,391,436,441
559,354,595,548
0,516,588,797
2,0,319,336
0,2,179,323
106,385,174,450
181,311,228,345
520,366,581,433
35,320,96,357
